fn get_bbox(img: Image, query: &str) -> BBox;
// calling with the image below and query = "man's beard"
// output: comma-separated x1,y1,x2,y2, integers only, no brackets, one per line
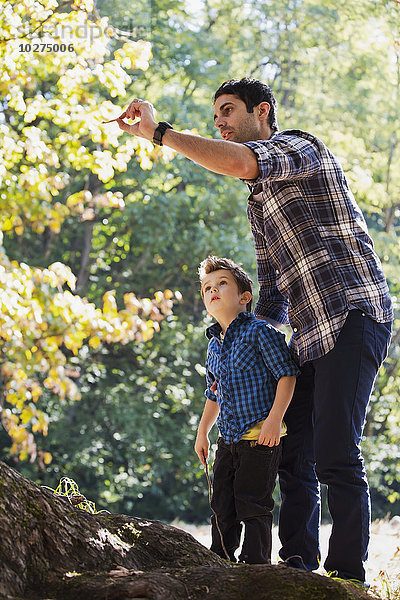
231,121,260,143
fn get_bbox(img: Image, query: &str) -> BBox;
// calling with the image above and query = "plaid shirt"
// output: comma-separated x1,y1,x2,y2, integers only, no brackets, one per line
205,312,299,444
243,129,393,365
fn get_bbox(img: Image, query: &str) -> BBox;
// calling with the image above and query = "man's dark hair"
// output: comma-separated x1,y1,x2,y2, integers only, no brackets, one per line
199,255,253,311
214,77,279,132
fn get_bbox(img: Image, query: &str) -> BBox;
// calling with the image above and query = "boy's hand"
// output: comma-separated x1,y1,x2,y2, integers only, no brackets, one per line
257,415,282,447
195,432,209,466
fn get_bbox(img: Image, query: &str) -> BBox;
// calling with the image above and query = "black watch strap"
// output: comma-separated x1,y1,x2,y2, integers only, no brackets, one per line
153,121,173,146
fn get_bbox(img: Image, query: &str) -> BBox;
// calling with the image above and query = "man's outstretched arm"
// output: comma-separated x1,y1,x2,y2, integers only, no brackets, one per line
116,100,259,180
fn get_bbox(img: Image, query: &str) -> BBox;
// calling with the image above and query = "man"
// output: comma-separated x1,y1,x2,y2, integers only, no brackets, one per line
117,78,393,586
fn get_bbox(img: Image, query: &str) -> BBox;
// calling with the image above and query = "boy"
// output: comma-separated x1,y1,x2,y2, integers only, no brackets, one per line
195,256,299,564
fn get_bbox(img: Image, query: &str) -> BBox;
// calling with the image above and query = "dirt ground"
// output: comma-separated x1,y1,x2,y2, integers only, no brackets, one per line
173,517,400,598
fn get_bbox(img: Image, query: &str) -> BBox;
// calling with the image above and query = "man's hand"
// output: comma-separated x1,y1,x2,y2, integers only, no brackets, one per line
255,314,283,329
117,99,158,141
195,432,210,466
257,414,282,447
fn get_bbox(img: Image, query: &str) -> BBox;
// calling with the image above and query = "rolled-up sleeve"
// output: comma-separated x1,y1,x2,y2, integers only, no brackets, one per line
243,136,321,184
257,325,300,381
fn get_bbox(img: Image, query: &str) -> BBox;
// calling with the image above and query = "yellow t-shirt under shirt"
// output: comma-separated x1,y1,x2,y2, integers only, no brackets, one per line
241,419,287,440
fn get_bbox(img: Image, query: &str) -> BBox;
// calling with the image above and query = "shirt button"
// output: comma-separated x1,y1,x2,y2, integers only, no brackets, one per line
275,269,280,275
293,327,298,332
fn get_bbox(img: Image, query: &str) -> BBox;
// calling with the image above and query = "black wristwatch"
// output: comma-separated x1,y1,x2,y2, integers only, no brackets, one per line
153,121,173,146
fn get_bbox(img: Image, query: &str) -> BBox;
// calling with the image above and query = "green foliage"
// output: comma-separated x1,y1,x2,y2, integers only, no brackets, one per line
0,0,178,460
0,0,399,522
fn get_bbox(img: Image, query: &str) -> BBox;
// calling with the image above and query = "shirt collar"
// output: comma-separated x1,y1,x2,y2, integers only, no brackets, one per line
205,311,253,340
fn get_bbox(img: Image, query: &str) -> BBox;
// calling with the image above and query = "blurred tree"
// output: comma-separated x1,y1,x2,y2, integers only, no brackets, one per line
0,0,179,462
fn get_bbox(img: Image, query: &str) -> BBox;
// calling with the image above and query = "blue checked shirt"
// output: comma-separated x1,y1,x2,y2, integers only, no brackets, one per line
243,130,393,365
205,312,300,444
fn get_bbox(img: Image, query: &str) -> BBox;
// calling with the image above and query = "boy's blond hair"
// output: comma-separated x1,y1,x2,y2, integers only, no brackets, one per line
198,256,253,311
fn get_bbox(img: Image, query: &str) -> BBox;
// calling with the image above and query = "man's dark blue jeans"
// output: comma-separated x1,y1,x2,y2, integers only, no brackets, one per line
278,310,392,582
210,437,281,563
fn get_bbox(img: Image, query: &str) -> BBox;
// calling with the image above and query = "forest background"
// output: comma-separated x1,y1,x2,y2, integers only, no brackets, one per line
0,0,399,526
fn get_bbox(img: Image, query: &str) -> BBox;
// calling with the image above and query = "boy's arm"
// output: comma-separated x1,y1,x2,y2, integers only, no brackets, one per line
258,375,296,446
195,398,220,466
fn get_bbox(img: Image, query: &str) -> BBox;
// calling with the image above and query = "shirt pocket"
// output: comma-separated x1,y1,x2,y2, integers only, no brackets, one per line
231,343,262,372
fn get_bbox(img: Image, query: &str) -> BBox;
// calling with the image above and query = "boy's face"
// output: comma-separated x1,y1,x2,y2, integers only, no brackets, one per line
201,269,251,323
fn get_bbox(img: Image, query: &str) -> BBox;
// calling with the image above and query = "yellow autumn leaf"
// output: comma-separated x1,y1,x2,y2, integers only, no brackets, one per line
49,262,77,291
124,292,141,312
89,335,101,349
103,290,118,315
43,452,52,465
31,386,42,402
141,328,154,342
2,218,13,231
21,406,34,424
11,427,28,444
66,190,92,208
5,392,19,406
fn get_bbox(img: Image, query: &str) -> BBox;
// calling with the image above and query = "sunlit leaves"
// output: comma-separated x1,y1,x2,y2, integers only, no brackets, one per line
0,245,180,460
114,40,152,71
0,0,182,462
67,190,125,222
0,1,164,238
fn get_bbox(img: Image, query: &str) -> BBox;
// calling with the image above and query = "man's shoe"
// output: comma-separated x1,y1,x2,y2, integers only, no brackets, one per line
277,555,308,570
327,570,370,592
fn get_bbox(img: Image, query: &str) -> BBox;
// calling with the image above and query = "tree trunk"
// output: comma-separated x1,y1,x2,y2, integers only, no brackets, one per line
0,462,370,600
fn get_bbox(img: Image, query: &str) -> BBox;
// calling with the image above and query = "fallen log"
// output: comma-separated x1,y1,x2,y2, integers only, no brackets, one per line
0,462,370,599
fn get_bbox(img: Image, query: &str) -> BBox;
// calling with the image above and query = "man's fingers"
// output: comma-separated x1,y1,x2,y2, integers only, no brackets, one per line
102,110,127,124
117,118,131,132
126,100,154,119
117,118,139,135
125,100,147,119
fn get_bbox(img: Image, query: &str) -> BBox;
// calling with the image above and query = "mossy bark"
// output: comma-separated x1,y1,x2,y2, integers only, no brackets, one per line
0,462,371,600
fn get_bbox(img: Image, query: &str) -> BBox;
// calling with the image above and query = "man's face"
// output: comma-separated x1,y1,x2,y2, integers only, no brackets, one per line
213,93,263,143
